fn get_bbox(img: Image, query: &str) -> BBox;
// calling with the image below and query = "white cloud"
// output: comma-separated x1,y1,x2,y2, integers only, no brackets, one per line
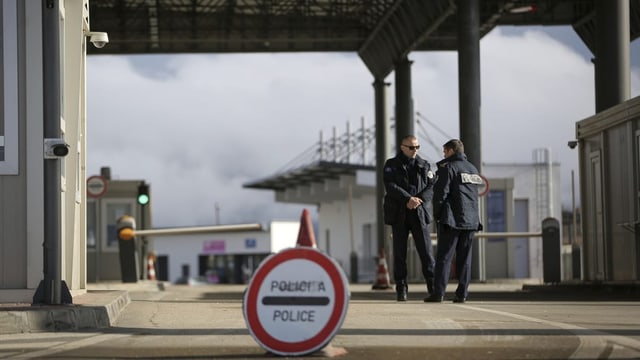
409,27,600,207
87,26,637,226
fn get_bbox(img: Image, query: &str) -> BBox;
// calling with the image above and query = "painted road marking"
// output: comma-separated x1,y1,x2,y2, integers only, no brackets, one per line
461,305,640,359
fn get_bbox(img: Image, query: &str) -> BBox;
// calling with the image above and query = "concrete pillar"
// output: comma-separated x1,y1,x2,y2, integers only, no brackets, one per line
457,0,485,282
457,0,482,171
374,78,390,253
594,0,630,112
394,56,414,151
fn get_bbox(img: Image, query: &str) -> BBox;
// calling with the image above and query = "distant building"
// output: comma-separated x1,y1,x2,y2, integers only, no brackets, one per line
86,167,151,282
152,221,300,284
245,125,565,283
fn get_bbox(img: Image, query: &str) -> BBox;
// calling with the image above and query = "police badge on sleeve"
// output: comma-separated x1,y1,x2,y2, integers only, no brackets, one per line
461,173,483,184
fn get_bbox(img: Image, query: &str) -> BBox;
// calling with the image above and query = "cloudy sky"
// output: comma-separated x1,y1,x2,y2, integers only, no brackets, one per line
86,25,640,228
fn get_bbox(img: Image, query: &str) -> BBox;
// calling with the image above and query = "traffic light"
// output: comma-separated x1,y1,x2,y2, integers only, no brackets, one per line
137,182,150,205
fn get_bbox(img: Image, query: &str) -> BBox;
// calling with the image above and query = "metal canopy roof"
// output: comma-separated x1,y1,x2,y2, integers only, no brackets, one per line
88,0,640,78
243,161,374,191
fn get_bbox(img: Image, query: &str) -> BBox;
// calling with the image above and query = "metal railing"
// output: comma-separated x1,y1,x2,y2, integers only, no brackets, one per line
402,231,545,283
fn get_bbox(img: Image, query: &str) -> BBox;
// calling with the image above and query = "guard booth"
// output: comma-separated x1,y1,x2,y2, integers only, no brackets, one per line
86,167,152,282
576,96,640,282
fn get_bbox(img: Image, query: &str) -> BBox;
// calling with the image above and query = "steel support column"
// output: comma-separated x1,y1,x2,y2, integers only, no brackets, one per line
458,0,485,282
394,56,414,151
374,78,390,254
595,0,630,113
33,0,72,305
458,0,482,171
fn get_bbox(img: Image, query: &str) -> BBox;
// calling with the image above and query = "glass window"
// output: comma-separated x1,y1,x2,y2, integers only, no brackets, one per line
487,189,507,241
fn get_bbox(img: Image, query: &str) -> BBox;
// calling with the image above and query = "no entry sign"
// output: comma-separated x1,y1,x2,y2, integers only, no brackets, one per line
243,247,350,356
86,175,107,198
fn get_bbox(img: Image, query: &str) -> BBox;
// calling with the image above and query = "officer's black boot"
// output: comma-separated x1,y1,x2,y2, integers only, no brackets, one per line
426,278,434,295
396,281,408,302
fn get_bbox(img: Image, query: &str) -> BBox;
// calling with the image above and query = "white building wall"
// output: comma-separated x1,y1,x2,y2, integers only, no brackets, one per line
61,0,89,293
317,195,376,280
269,221,301,251
483,163,562,230
482,162,562,280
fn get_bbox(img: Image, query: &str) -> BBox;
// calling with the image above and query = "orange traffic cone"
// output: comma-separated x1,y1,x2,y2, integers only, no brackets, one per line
147,253,157,280
296,208,317,248
371,247,391,290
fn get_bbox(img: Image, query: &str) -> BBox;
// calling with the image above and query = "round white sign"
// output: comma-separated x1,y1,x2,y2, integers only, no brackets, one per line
243,247,349,356
87,175,108,198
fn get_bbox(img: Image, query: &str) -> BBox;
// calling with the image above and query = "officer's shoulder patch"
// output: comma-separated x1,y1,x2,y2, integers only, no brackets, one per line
461,173,483,184
384,166,393,172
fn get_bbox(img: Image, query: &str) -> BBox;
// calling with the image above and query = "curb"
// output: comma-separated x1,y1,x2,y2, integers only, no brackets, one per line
0,290,130,334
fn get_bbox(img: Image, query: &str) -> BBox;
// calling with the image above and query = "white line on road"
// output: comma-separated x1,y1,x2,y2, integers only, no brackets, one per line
10,333,129,359
461,305,640,359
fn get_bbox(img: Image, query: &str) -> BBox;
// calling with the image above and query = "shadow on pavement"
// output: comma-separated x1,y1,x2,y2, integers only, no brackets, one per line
189,283,640,302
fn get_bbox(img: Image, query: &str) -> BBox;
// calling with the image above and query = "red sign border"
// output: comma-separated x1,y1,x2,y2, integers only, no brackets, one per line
244,247,348,356
86,175,108,198
478,174,490,197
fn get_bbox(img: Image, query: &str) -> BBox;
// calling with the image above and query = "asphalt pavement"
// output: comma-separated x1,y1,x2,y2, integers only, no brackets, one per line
2,280,640,359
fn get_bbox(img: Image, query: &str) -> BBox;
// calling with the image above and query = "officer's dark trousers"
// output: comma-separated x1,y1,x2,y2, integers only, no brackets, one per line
391,210,435,285
433,224,475,298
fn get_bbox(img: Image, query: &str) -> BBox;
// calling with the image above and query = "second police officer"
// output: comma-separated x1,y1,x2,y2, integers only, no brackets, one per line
425,139,483,303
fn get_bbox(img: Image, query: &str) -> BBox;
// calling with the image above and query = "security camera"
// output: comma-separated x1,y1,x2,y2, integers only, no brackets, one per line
567,140,578,149
44,138,70,159
87,32,109,49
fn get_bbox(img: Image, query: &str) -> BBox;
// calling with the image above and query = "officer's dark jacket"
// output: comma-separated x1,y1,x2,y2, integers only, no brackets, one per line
382,153,435,226
433,152,482,230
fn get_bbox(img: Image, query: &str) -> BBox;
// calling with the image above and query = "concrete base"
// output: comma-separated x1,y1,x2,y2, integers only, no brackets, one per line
0,290,130,334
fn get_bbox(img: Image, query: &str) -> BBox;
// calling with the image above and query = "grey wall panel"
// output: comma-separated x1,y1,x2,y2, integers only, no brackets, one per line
606,123,637,280
578,97,640,282
1,0,28,288
0,164,27,288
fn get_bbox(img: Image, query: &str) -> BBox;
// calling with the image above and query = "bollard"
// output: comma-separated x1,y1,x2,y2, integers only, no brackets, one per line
572,245,582,280
116,215,139,283
350,251,358,283
542,217,562,283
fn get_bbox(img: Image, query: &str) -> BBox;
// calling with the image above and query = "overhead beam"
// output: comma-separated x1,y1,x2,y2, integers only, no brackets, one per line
358,0,456,79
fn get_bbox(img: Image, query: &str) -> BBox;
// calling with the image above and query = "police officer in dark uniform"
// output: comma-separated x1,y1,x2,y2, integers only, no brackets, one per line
425,139,482,303
383,135,436,301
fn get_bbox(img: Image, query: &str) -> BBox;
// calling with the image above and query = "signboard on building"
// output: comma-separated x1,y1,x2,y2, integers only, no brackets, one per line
202,239,225,253
243,247,349,356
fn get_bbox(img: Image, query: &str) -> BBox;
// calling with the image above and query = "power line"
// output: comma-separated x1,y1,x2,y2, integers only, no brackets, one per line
416,111,454,140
